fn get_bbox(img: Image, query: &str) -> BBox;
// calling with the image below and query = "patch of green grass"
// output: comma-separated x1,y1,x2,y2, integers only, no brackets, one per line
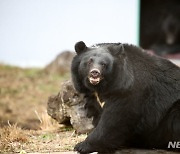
61,126,73,132
23,68,42,78
38,133,56,141
0,87,19,95
0,63,19,70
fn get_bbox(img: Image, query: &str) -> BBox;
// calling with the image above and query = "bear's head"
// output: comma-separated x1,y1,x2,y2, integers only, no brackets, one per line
73,41,133,93
75,41,116,86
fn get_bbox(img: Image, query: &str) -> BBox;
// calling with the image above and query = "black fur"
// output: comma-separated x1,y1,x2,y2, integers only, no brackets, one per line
71,41,180,153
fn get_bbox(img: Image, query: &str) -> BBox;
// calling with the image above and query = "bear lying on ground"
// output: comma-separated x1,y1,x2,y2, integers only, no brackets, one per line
71,41,180,153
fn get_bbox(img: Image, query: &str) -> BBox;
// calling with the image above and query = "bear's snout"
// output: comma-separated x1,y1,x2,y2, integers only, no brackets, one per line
90,69,100,78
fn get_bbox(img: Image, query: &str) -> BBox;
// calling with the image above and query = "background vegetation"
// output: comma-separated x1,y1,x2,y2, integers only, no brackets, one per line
0,64,86,153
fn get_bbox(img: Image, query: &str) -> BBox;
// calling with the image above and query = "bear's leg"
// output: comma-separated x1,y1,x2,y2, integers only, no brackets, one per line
148,100,180,148
74,103,137,153
84,93,103,126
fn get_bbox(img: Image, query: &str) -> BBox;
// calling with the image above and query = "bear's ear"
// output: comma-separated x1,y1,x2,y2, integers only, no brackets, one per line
75,41,87,54
113,44,125,56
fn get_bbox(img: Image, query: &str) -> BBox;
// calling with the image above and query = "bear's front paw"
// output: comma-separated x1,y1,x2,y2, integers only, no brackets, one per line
74,141,93,154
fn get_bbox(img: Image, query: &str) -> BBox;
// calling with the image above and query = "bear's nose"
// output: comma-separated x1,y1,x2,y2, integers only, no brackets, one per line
90,69,100,78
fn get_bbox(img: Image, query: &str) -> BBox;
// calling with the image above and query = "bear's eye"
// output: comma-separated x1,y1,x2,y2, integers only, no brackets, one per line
88,58,93,65
101,63,107,68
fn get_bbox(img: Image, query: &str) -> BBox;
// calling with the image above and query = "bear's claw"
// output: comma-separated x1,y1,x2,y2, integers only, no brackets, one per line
74,141,93,154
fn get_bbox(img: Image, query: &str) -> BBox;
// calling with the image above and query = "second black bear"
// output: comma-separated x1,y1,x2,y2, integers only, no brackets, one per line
71,41,180,153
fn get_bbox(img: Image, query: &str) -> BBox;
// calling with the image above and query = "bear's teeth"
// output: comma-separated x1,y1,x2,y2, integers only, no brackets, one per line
89,77,100,85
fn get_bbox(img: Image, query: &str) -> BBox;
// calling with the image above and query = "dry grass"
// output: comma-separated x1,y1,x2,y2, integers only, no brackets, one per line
0,64,86,153
26,129,86,153
0,124,87,153
0,124,28,153
35,110,61,131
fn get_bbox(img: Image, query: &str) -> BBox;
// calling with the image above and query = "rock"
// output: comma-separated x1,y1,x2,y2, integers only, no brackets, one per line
45,51,75,75
47,80,94,134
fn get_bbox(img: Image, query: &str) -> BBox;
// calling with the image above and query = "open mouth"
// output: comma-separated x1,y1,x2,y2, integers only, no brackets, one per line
88,68,102,85
89,77,101,85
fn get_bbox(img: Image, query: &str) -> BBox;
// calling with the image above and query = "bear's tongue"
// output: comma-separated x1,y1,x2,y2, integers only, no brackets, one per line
89,77,100,85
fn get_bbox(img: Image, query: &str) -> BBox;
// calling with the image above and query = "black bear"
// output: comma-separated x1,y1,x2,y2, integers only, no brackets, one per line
71,41,180,153
140,0,180,55
150,14,180,56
